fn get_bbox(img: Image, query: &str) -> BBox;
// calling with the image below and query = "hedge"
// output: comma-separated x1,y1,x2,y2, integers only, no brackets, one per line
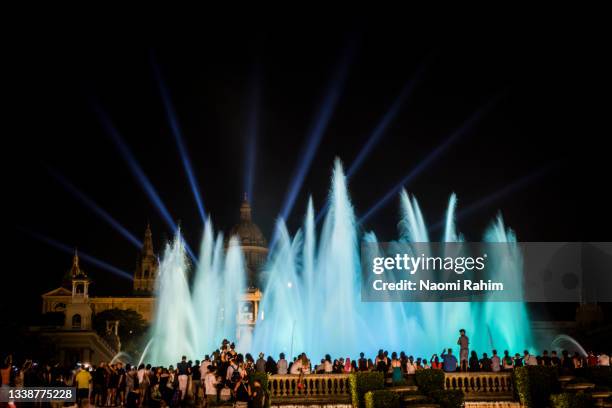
414,369,445,395
430,389,464,408
550,392,594,408
514,365,559,408
364,390,400,408
350,372,385,408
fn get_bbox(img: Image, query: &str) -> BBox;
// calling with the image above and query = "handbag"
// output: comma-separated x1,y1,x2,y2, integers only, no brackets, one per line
296,372,305,391
220,386,232,401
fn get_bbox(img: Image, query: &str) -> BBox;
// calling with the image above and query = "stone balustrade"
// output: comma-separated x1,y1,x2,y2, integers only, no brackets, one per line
267,371,515,404
444,372,514,396
268,374,351,400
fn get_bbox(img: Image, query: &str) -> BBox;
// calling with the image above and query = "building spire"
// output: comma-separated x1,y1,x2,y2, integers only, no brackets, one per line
70,248,84,278
240,193,252,222
143,223,154,255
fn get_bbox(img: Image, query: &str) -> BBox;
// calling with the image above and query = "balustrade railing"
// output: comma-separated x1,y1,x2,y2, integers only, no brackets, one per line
267,371,514,402
268,374,351,399
444,372,514,395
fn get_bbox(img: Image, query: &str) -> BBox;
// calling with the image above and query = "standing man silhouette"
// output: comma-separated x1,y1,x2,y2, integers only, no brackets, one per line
457,329,469,372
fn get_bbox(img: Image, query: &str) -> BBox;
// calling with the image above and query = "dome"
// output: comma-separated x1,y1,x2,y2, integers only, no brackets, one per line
228,196,268,289
229,197,267,248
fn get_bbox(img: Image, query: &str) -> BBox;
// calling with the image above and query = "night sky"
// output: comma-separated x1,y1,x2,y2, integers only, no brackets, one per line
7,26,607,323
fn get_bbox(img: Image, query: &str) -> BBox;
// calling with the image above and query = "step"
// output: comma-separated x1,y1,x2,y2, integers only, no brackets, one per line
403,394,428,403
558,375,576,382
406,405,439,408
563,382,596,391
463,394,515,402
390,385,419,393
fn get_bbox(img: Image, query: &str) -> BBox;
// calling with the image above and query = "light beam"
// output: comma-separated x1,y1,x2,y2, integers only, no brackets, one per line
346,62,427,179
152,59,207,223
95,107,197,261
315,61,428,224
429,166,553,232
23,228,133,280
359,96,501,225
48,168,142,248
271,42,355,248
244,64,261,202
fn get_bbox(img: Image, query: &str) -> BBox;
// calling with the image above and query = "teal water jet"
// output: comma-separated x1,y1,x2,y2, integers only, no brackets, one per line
147,159,532,364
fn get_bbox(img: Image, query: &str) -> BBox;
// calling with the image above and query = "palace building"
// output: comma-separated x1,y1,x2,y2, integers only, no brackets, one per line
38,197,267,364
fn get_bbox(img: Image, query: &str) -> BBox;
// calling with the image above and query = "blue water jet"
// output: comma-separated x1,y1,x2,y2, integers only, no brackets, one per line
147,158,532,363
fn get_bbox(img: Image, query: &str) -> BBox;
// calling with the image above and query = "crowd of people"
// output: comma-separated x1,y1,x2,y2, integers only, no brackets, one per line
1,331,610,407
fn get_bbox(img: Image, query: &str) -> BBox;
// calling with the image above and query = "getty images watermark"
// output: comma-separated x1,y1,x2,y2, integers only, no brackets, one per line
360,242,612,302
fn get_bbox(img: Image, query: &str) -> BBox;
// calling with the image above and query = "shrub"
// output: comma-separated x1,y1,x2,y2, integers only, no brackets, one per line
414,369,445,395
550,392,594,408
430,389,464,408
364,390,400,408
514,366,559,408
350,372,385,408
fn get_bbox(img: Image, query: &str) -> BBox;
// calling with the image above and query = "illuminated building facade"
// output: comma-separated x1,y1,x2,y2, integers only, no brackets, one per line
39,198,267,363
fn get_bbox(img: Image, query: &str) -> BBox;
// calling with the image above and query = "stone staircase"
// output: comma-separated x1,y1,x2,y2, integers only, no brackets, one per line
559,375,612,407
387,384,439,408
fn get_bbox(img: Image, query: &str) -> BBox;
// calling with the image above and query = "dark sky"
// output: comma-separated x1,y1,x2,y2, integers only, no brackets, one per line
7,25,608,321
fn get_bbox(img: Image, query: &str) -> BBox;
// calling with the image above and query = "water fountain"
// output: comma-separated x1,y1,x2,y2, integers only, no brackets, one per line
144,159,533,364
551,334,588,357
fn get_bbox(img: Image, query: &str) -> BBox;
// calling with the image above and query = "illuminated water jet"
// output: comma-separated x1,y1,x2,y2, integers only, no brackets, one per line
148,159,532,363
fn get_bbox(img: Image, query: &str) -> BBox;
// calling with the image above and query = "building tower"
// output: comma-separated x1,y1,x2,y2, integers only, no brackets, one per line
229,194,268,288
229,195,268,343
64,250,93,330
133,224,159,294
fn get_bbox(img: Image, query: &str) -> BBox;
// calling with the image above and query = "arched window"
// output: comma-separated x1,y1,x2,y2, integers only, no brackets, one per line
143,268,149,278
72,314,82,329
